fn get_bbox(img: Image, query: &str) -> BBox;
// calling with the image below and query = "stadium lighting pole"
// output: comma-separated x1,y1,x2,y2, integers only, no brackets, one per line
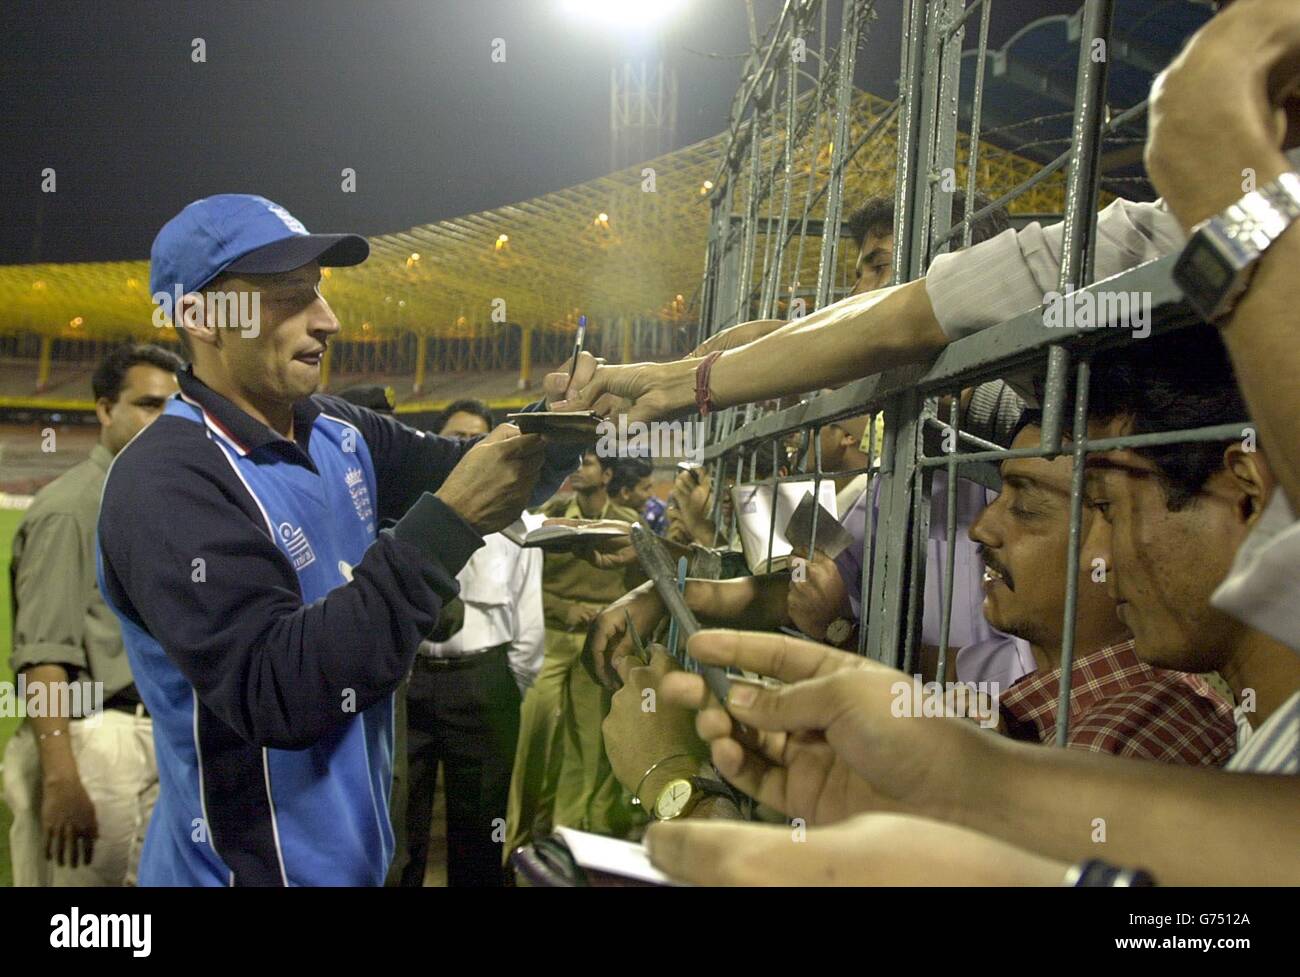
558,0,686,170
558,0,687,365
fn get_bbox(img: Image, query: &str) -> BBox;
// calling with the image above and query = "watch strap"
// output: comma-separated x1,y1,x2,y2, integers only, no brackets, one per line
688,775,736,801
1219,171,1300,253
1063,858,1157,887
1178,170,1300,322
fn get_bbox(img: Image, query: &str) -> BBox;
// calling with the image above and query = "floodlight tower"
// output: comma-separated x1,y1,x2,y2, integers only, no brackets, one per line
610,59,678,171
559,0,685,170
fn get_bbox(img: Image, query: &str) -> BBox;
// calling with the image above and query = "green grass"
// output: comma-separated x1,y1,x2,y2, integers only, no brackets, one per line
0,506,28,887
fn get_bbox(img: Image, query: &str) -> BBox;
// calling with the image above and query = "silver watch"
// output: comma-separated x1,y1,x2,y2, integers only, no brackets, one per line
1173,170,1300,323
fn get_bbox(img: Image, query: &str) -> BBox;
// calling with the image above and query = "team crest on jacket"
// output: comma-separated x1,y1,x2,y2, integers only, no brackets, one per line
345,467,374,525
278,521,317,571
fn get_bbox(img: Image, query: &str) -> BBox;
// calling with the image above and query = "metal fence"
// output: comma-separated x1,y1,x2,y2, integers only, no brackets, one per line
690,0,1240,745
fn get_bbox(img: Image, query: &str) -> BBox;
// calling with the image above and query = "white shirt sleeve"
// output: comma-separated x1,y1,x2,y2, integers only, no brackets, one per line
508,546,546,693
924,197,1189,342
1211,488,1300,655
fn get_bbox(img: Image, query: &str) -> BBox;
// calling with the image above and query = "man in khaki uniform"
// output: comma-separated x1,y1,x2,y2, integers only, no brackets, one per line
4,343,180,886
505,451,642,854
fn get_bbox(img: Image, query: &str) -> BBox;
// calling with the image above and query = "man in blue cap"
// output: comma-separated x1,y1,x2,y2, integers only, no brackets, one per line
98,194,589,885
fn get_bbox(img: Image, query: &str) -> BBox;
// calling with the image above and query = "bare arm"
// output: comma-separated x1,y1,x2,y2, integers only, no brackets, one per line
1218,223,1300,506
687,574,792,630
689,318,788,357
23,664,99,869
947,732,1300,885
1146,0,1300,502
560,279,947,422
665,630,1300,886
583,574,794,690
24,664,77,780
710,282,945,407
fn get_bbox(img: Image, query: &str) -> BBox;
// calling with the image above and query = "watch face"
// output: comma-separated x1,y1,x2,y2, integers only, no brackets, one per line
826,618,853,645
1174,233,1239,320
1186,240,1234,291
654,778,694,820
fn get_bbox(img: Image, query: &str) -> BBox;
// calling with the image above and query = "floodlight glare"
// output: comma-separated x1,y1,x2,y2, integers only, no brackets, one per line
560,0,685,31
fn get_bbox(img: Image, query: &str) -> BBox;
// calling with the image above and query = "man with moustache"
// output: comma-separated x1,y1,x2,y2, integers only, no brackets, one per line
965,415,1234,760
5,343,181,886
651,327,1300,884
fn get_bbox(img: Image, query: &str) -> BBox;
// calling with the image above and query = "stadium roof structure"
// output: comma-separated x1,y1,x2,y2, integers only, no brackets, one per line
0,0,1213,352
0,89,1079,348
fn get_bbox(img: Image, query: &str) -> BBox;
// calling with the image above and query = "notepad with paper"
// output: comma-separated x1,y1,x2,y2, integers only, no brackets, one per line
552,827,675,886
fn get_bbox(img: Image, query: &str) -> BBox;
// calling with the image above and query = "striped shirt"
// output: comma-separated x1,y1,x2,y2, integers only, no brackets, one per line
999,640,1236,766
1226,691,1300,773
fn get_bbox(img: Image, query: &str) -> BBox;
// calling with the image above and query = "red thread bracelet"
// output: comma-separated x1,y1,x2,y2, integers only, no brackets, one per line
695,351,723,416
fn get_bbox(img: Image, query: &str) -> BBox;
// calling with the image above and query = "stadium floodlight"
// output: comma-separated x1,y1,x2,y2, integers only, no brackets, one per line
559,0,685,32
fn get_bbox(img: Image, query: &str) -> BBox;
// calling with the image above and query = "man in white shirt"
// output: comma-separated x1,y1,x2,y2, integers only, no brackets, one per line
400,399,545,887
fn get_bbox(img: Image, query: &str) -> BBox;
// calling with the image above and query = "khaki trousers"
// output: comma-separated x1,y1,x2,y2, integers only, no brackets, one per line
504,626,635,859
504,626,577,856
3,708,158,887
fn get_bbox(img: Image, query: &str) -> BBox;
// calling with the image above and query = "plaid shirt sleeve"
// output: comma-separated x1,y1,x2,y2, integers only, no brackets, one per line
1067,674,1237,766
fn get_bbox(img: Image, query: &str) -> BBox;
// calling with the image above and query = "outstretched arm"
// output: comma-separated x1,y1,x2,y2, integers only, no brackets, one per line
558,280,945,422
1146,0,1300,505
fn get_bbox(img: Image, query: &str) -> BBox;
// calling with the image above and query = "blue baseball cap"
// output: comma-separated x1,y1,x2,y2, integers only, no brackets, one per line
149,194,369,305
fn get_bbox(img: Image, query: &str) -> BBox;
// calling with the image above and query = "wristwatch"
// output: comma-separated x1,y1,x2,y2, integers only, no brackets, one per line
651,775,737,821
1173,169,1300,323
651,778,698,820
825,617,855,648
1063,859,1156,887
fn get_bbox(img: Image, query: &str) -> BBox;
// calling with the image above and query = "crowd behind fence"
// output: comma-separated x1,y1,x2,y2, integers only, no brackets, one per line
690,0,1238,744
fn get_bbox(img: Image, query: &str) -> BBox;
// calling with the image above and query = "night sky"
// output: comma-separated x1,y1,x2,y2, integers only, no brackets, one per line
1,0,1085,266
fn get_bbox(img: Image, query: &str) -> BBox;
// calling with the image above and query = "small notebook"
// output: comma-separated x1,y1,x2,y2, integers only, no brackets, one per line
505,410,603,443
730,479,839,574
506,519,629,551
783,491,854,561
553,827,674,886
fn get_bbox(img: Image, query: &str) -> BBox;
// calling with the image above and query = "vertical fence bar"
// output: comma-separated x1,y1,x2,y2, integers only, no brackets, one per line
1055,358,1092,746
1044,0,1114,739
961,0,993,249
735,118,764,331
813,0,863,311
762,34,800,320
926,0,966,262
856,413,879,657
810,427,823,566
764,440,780,574
756,69,783,320
1041,0,1115,453
937,393,960,683
893,0,928,284
866,389,925,667
695,195,723,351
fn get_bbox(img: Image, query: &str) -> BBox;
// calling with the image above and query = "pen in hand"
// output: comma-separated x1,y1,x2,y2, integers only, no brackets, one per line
564,315,587,399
